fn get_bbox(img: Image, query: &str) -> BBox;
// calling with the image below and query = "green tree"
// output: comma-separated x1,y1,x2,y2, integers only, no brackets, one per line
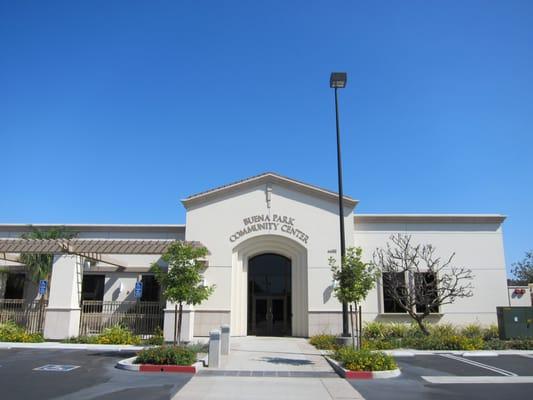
330,247,379,348
19,226,77,300
511,251,533,284
151,241,214,345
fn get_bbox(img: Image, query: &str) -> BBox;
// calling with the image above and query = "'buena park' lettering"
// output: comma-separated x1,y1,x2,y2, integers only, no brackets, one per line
229,214,309,244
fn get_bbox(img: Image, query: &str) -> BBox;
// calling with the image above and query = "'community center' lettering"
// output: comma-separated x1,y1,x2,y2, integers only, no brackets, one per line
229,214,309,244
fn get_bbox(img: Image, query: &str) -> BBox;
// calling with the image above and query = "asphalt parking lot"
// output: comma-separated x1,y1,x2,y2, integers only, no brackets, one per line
351,354,533,400
2,349,533,400
0,349,192,400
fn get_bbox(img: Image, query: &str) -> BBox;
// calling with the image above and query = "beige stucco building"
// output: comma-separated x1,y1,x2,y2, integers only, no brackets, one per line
0,173,510,341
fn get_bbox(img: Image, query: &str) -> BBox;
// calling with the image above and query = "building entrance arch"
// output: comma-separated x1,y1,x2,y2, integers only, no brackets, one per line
231,235,308,337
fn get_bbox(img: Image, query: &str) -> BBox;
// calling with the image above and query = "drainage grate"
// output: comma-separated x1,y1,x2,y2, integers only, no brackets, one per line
199,370,337,378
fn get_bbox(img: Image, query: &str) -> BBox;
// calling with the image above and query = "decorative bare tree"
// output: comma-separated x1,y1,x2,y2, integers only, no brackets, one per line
372,234,474,335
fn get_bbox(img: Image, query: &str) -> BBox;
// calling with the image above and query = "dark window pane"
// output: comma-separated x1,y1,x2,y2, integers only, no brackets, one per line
5,273,25,299
248,254,291,296
415,272,439,313
82,275,105,301
141,275,160,302
383,272,407,313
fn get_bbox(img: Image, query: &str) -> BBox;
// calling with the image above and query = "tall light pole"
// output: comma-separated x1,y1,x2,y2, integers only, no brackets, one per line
330,72,349,337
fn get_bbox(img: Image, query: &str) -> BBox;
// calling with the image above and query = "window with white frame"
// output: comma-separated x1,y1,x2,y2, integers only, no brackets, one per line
382,271,440,314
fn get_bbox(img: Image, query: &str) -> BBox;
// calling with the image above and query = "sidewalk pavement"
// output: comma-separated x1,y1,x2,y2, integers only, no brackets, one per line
172,337,364,400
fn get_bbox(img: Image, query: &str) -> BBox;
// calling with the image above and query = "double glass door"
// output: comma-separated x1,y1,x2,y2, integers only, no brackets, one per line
247,253,292,336
251,295,289,336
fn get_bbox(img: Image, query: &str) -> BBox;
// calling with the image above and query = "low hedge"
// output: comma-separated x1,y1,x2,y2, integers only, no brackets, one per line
309,334,337,350
135,345,196,366
0,321,44,343
64,325,142,345
309,322,532,351
334,347,397,371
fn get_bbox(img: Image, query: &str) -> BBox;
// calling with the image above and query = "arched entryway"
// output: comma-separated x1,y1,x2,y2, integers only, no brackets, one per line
231,234,308,337
247,254,291,336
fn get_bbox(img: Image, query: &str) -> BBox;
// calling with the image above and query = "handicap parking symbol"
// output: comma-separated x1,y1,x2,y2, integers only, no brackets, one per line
34,364,80,372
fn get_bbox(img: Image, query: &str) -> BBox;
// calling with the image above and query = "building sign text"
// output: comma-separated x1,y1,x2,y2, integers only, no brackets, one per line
229,214,309,244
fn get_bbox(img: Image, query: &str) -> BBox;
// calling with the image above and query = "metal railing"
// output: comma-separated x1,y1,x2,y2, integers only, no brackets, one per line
0,299,48,333
79,300,164,337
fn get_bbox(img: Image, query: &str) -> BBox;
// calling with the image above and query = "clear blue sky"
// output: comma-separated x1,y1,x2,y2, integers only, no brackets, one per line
1,1,532,274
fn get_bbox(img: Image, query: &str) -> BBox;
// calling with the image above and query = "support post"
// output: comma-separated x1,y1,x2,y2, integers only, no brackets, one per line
43,254,81,339
208,329,221,368
220,324,230,355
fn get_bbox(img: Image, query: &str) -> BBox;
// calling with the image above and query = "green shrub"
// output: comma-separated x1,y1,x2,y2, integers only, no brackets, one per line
508,339,533,350
0,321,44,343
482,338,507,350
363,322,415,341
427,323,458,337
409,334,484,350
460,324,484,338
62,335,97,344
94,325,141,345
363,322,388,340
186,341,209,354
362,338,403,350
482,325,499,341
360,322,530,351
309,334,337,350
135,345,196,365
143,327,164,346
334,347,397,371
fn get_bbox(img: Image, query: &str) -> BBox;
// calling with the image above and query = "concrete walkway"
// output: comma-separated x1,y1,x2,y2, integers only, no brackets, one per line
172,337,364,400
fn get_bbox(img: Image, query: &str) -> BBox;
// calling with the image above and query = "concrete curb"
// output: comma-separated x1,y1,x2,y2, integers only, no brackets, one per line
324,355,401,380
318,348,533,358
0,341,146,351
116,355,206,374
382,349,533,357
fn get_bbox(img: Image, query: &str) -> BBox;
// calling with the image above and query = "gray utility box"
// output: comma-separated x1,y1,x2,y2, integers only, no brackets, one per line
496,306,533,339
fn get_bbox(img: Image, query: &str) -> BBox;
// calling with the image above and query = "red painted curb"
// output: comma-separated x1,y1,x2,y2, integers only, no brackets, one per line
139,364,197,373
345,371,373,379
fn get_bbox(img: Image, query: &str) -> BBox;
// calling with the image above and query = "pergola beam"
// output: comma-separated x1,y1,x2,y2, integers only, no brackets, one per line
0,239,203,254
0,239,206,270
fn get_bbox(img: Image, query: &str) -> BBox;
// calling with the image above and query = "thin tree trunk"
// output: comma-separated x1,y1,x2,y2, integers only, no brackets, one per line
177,302,183,345
358,305,362,349
173,304,178,345
413,314,429,336
349,304,356,348
354,303,359,350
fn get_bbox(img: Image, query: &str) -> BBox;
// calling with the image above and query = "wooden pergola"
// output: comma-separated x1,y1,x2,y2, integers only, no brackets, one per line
0,239,205,269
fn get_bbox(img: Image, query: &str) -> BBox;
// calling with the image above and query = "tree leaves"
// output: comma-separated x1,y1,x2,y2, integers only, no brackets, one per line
330,247,379,304
511,251,533,284
19,226,77,284
150,241,215,306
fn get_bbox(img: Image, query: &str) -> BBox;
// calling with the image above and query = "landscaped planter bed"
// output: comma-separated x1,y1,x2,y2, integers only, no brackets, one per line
324,355,401,380
117,355,205,374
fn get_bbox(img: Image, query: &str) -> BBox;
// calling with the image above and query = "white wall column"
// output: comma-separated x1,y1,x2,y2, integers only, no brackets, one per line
43,254,81,339
163,302,195,343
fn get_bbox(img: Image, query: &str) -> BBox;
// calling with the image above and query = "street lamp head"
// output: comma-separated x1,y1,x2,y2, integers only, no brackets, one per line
330,72,347,88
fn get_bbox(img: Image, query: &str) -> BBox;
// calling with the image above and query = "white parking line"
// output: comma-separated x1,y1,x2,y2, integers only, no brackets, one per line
422,376,533,384
439,354,517,376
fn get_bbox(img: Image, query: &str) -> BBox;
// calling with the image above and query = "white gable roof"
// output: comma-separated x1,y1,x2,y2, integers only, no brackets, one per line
181,172,358,210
